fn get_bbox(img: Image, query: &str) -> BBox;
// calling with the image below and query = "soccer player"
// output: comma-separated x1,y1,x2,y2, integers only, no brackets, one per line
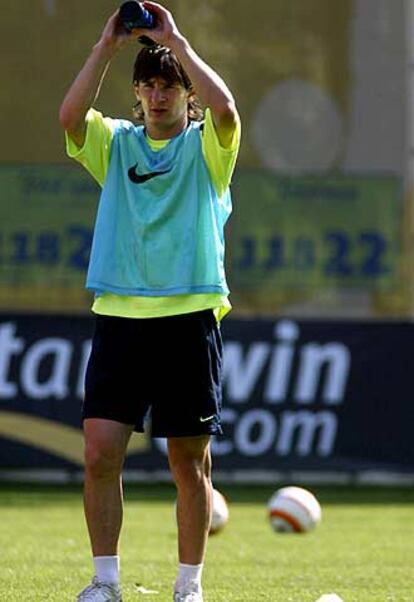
59,2,240,601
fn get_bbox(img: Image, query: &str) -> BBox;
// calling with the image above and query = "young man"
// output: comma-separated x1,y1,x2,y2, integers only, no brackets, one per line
59,2,240,601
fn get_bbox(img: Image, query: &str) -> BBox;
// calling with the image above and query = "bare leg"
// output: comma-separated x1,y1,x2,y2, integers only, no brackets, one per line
83,418,134,555
168,436,212,564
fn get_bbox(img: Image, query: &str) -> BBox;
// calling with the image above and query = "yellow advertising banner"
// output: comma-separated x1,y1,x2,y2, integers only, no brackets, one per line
0,165,401,314
227,171,401,314
0,165,97,312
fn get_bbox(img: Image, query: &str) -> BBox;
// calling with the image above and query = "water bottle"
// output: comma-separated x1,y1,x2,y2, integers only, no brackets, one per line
119,1,155,45
119,1,155,31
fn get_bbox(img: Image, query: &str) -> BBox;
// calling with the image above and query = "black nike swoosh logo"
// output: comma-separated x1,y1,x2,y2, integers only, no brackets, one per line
128,163,171,184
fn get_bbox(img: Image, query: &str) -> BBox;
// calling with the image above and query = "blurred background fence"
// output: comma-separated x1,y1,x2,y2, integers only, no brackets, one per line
1,0,413,482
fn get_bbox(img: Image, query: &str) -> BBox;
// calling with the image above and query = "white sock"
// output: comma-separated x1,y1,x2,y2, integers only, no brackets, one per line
175,563,203,594
93,555,120,584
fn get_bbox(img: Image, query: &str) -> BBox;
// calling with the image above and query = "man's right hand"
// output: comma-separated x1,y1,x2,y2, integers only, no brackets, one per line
59,9,141,147
96,10,144,56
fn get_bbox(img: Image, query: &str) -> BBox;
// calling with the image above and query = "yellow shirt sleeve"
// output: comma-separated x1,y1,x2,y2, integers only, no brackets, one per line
65,108,115,187
201,107,241,197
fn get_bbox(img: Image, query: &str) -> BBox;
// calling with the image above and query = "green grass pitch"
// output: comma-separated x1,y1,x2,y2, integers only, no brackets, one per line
1,483,413,601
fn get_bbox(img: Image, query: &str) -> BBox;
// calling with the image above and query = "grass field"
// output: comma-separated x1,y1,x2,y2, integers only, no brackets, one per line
1,483,414,601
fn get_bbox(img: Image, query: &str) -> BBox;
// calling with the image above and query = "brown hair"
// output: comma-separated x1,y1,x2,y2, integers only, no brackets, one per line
132,45,204,122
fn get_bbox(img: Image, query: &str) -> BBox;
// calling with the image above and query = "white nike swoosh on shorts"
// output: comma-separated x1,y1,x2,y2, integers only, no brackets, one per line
199,415,215,422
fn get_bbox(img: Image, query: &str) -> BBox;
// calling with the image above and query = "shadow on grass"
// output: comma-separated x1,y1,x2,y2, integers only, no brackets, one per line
0,482,414,506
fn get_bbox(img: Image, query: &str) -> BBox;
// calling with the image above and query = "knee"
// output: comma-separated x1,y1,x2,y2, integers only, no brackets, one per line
84,440,124,480
170,452,211,490
176,463,208,495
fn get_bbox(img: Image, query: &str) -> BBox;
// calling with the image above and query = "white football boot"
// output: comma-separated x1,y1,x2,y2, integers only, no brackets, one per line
76,576,122,601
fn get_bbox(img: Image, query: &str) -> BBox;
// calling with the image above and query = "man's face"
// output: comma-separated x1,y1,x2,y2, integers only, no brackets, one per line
135,76,191,139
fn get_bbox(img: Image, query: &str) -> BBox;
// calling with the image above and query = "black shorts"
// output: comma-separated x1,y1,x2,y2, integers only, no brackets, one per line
84,310,223,437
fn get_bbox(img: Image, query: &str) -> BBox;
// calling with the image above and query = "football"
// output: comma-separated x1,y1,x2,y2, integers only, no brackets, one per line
267,486,322,533
210,487,229,535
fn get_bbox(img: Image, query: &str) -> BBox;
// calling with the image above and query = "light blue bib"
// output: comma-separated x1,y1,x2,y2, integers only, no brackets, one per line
86,119,232,297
